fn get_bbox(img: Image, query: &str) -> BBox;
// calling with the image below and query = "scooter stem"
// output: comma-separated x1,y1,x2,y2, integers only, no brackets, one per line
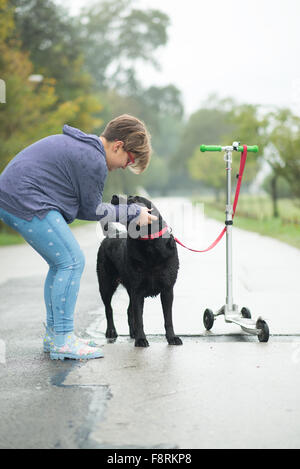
225,149,233,310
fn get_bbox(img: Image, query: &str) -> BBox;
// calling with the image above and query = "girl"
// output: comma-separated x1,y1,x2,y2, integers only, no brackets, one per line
0,114,155,360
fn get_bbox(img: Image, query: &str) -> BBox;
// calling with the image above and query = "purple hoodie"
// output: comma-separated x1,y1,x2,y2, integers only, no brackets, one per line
0,125,141,224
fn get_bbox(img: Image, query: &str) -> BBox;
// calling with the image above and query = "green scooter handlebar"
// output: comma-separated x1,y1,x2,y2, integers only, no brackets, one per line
200,144,259,153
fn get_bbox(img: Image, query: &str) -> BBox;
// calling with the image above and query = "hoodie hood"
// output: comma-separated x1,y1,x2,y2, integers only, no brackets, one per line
63,124,104,154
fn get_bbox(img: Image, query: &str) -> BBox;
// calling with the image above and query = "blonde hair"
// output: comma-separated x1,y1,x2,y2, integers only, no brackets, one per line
101,114,152,174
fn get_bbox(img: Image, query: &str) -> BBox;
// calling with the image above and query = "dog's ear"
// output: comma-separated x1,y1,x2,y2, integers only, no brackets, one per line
111,194,120,205
111,194,136,205
111,194,128,205
127,195,136,204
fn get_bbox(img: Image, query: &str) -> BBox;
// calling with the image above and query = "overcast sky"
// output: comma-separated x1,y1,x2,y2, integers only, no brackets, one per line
57,0,300,117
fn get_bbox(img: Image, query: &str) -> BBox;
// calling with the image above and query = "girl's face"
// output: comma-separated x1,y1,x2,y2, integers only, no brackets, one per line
103,139,135,171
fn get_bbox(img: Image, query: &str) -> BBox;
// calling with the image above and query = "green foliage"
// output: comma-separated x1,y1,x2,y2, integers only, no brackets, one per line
142,85,184,120
0,40,102,170
139,154,169,194
267,108,300,199
95,85,184,197
0,0,14,42
0,2,103,173
200,197,300,250
175,106,234,167
226,103,268,150
222,102,268,184
10,0,90,102
7,0,300,223
185,97,269,196
175,100,233,193
188,148,239,200
172,96,236,192
80,0,169,93
263,174,293,199
4,0,179,199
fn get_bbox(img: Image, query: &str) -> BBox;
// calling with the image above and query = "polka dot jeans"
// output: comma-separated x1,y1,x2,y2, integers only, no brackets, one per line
0,208,85,334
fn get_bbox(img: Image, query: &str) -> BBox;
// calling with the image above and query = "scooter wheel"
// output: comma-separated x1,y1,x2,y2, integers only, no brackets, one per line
241,307,251,319
256,318,270,342
203,308,214,331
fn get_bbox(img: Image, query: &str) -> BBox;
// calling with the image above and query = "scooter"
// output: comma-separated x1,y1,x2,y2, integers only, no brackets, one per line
200,142,270,342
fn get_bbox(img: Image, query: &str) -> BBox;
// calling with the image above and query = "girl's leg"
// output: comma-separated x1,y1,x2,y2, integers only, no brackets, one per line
44,266,57,330
0,207,103,360
0,208,84,334
1,207,58,329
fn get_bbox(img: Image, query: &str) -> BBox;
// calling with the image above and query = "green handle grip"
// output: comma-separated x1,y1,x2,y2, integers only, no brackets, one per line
239,145,259,152
200,145,222,152
200,144,259,153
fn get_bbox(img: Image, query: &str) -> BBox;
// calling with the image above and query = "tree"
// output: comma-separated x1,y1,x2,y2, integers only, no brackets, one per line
173,98,236,192
223,102,268,185
0,0,14,42
142,85,184,120
185,98,268,198
139,154,169,195
175,104,235,168
263,173,292,200
80,0,169,93
267,108,300,203
95,83,184,196
3,0,182,199
188,146,240,201
10,0,90,102
0,1,103,172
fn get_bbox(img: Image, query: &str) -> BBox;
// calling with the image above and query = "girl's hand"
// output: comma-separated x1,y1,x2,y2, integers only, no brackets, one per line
137,207,158,226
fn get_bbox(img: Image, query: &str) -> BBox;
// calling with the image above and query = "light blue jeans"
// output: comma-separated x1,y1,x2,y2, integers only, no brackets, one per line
0,208,85,334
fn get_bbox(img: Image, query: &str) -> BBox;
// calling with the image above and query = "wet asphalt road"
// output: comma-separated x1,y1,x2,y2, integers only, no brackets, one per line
1,197,300,449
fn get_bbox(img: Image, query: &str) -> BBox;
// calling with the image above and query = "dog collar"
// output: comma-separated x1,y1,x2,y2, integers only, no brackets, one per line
139,225,169,240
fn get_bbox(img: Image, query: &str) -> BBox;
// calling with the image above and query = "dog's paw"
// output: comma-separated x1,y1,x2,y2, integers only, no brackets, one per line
129,328,135,339
105,328,118,339
167,336,183,345
135,337,149,347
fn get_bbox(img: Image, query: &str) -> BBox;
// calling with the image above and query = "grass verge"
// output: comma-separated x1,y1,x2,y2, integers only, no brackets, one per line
202,202,300,250
0,219,93,247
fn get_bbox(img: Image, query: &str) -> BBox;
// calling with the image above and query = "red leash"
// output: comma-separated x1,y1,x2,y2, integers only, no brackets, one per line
140,226,169,240
173,145,248,253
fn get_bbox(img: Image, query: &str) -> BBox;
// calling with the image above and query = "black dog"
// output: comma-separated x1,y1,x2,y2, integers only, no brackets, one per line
96,195,182,347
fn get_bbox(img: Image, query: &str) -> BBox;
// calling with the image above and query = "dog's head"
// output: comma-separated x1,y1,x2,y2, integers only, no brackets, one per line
111,194,169,240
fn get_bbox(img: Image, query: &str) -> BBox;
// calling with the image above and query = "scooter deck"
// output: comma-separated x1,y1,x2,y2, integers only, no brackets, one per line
215,304,260,335
225,316,259,335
